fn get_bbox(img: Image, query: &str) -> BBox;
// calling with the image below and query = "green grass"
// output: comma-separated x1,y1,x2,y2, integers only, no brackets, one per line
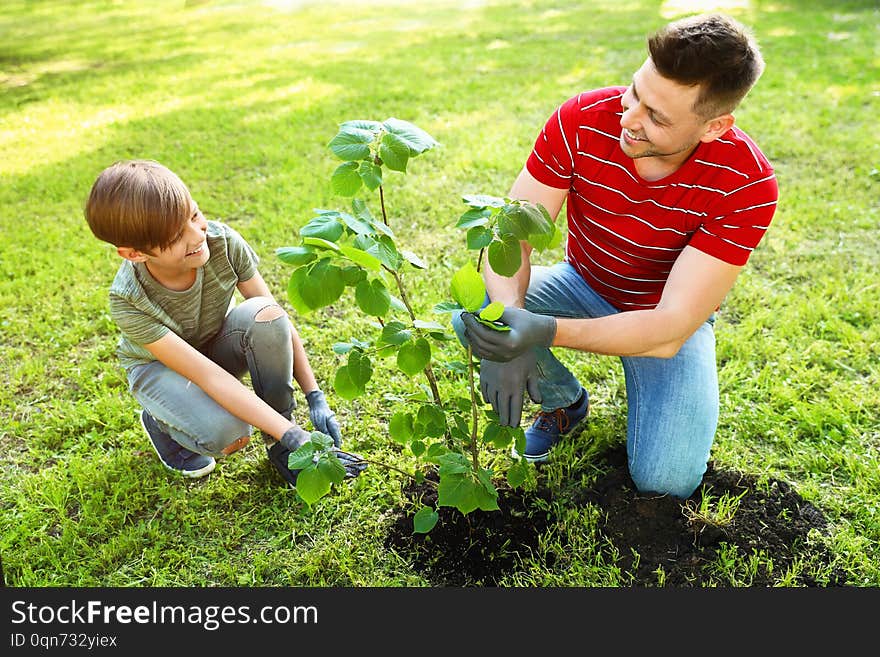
1,0,878,587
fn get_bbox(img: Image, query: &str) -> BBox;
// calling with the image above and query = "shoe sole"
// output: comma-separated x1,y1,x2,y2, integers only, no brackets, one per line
139,412,216,479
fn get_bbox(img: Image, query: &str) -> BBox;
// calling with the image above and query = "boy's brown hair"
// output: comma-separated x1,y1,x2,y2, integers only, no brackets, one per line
84,159,193,253
648,13,765,119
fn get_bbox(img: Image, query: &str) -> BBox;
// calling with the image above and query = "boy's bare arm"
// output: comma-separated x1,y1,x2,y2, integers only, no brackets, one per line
143,331,296,441
237,271,319,394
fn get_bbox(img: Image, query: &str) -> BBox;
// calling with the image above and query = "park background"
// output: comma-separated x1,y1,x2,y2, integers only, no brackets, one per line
1,0,877,586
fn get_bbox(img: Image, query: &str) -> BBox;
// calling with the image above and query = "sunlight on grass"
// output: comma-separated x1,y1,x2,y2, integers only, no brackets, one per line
660,0,752,19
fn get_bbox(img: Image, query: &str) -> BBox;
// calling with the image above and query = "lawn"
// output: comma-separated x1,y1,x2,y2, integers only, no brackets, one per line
1,0,878,587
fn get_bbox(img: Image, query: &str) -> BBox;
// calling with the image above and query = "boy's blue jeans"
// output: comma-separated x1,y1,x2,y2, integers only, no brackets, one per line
127,296,295,458
452,262,718,498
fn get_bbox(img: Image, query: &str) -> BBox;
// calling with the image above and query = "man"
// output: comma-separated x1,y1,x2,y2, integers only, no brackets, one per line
460,13,777,499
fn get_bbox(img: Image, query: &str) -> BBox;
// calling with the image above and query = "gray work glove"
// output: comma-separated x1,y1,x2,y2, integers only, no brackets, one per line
280,425,311,452
479,352,543,427
462,307,557,362
306,389,342,447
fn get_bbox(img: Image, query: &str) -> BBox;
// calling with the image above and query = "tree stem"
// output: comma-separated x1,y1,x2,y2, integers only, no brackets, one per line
352,455,438,489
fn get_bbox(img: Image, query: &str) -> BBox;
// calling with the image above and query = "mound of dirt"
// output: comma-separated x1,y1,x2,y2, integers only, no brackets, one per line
385,445,846,586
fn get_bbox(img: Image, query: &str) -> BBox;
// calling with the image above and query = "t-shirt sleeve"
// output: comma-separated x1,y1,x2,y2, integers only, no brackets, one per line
109,294,169,346
688,172,779,266
525,94,583,189
223,225,260,282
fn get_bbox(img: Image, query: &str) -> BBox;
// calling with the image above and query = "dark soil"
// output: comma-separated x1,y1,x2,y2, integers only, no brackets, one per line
385,445,847,586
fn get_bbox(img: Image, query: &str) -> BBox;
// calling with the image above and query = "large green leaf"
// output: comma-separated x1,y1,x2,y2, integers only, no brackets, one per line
383,118,438,155
300,214,345,241
286,267,311,315
506,460,531,489
479,301,505,321
287,442,317,470
340,265,367,287
328,126,374,161
298,259,345,310
359,161,383,191
397,337,431,376
450,262,486,312
412,506,439,534
456,208,491,229
379,132,410,172
333,365,362,400
302,236,340,252
339,245,382,271
379,321,412,346
487,234,522,277
474,468,500,511
466,226,493,250
294,465,332,505
416,403,446,438
317,454,347,484
389,411,414,444
276,246,316,266
353,234,403,271
339,119,383,133
462,194,506,208
355,278,391,316
347,349,373,388
437,472,479,514
331,161,363,196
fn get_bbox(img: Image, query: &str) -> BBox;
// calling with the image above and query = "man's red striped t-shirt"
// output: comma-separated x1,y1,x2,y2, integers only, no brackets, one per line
526,87,778,311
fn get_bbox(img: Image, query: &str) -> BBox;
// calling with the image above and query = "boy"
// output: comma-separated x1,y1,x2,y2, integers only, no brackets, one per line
84,159,365,485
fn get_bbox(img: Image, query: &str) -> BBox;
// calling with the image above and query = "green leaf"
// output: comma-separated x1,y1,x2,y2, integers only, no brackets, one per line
340,265,367,286
328,126,374,161
276,246,316,266
300,214,345,242
340,119,383,133
339,245,382,271
299,259,345,310
389,295,408,313
397,337,431,376
355,278,391,316
426,442,449,460
294,465,332,505
462,194,506,209
433,301,463,313
506,460,530,489
389,412,414,444
466,226,493,250
379,321,412,346
337,209,373,236
410,439,426,456
331,161,363,196
413,319,444,331
347,349,373,388
401,249,427,269
475,468,500,511
333,365,361,400
473,315,511,332
450,262,486,312
437,452,472,476
359,161,383,191
479,301,505,322
379,132,410,172
412,506,439,534
287,442,317,470
416,403,447,438
437,472,480,514
382,117,438,155
487,234,522,277
353,234,403,271
302,236,341,252
456,208,491,229
317,454,347,484
286,267,311,315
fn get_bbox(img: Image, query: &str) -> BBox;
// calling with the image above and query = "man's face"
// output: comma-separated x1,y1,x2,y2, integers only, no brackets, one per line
619,58,712,165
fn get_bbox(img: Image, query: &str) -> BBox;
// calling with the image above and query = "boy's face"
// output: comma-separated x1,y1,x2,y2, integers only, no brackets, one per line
118,200,210,277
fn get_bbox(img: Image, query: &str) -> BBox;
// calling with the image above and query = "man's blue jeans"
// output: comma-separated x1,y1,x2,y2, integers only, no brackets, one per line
452,262,718,498
126,296,296,458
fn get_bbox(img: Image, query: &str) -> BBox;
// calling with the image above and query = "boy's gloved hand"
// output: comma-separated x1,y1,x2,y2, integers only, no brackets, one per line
462,307,557,362
305,389,342,447
279,425,311,452
479,352,543,427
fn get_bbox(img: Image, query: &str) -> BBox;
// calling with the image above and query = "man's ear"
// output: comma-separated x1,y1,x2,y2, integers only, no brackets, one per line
700,113,735,143
117,246,148,262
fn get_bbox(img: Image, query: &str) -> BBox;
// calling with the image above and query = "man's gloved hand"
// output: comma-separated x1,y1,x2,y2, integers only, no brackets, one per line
462,307,557,362
306,389,342,447
479,351,543,427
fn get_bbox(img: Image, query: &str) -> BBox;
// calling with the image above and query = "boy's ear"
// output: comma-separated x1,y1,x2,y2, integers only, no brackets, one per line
117,246,148,262
699,113,735,144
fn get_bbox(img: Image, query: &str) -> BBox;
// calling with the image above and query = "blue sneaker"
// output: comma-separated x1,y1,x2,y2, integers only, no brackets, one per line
139,410,216,478
513,388,589,462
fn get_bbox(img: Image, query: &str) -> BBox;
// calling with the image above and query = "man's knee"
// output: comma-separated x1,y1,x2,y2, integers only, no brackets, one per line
629,459,705,500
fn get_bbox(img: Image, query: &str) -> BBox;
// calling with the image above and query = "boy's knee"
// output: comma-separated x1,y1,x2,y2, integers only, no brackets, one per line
255,304,286,322
196,417,252,458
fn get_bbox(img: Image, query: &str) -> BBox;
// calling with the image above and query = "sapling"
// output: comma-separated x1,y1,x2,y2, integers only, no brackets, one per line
276,118,562,532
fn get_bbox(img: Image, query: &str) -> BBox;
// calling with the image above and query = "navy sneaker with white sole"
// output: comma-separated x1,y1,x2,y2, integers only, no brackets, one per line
512,388,589,462
139,410,216,479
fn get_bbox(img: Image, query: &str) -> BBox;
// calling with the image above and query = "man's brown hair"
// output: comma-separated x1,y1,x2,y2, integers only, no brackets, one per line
648,13,765,119
84,160,192,253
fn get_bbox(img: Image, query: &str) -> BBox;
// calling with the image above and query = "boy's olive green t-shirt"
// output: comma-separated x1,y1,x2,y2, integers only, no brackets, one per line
109,220,259,371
